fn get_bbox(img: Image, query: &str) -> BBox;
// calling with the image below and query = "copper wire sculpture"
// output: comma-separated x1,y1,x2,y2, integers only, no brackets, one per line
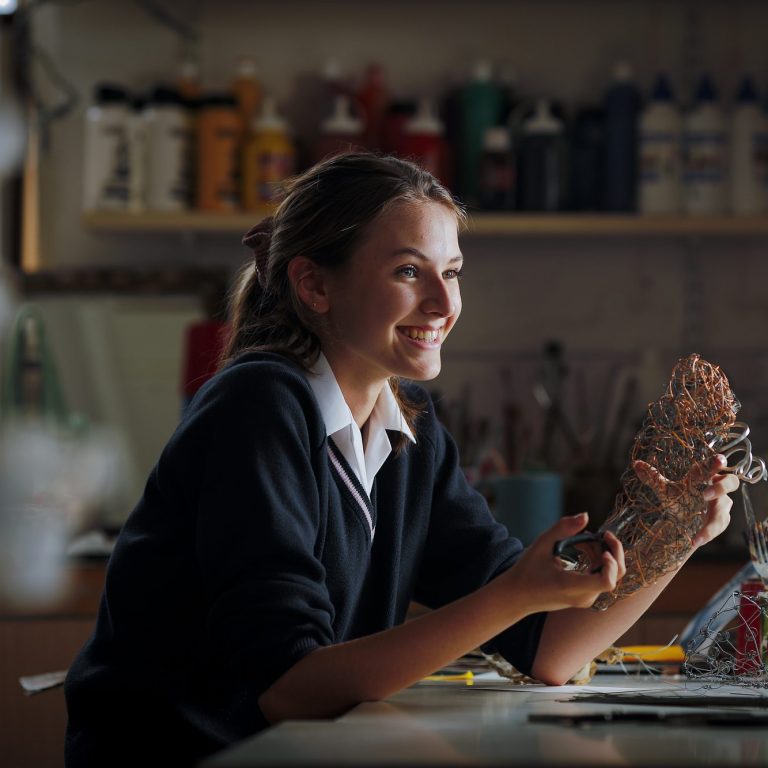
579,353,766,611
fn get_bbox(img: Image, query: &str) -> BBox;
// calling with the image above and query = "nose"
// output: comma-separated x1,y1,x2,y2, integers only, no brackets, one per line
421,275,459,318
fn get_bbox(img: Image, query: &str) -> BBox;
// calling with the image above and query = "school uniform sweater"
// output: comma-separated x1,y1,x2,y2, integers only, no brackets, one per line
64,352,545,767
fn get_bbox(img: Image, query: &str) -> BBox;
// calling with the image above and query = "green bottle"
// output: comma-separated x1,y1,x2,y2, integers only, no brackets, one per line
459,60,503,206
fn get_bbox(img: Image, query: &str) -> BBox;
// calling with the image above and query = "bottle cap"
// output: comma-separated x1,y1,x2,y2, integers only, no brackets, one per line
235,56,259,78
651,74,674,101
405,98,444,135
737,75,759,104
523,99,562,134
94,83,130,104
612,61,634,82
695,74,717,102
254,95,288,131
321,95,363,134
483,126,511,152
471,59,493,82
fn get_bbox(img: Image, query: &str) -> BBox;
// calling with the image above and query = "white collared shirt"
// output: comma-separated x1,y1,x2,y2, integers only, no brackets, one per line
306,352,416,495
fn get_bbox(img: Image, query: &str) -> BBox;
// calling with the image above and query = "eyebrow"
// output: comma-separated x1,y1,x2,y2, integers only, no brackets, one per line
390,247,464,264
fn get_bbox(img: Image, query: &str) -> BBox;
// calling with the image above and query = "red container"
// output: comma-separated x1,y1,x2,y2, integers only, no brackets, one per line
735,578,765,675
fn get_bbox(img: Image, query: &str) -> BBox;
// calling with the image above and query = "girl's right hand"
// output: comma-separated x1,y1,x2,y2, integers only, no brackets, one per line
496,512,626,616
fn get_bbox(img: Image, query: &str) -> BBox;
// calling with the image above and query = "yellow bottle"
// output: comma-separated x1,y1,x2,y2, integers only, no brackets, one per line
242,96,295,212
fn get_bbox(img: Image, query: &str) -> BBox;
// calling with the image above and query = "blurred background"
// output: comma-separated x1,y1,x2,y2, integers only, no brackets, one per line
3,0,768,765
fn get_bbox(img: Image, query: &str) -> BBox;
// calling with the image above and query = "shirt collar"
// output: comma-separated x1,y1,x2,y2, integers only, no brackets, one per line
306,352,416,444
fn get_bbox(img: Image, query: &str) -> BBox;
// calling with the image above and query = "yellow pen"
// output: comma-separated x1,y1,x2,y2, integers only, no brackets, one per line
423,670,474,682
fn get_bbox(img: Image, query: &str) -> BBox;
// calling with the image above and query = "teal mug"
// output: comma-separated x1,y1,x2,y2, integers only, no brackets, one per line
479,472,563,546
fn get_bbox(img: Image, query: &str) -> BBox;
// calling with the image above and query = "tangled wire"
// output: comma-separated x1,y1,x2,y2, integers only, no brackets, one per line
587,353,764,611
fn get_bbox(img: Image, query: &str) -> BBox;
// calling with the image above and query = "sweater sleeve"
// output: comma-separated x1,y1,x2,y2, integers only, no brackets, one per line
189,361,334,694
412,397,546,676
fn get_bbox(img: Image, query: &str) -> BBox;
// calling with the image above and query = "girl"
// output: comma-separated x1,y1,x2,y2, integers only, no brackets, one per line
64,153,737,766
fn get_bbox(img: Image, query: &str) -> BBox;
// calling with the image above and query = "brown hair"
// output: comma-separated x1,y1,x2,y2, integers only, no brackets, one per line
222,152,466,444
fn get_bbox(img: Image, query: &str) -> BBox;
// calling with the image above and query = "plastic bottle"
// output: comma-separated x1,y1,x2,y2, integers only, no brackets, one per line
232,56,262,128
516,99,566,211
401,98,448,184
142,86,192,211
568,106,604,211
242,96,296,211
176,56,202,104
381,99,417,157
683,74,727,216
637,74,683,214
478,126,515,210
82,83,132,211
313,94,363,163
602,61,640,211
729,76,768,215
195,93,243,211
458,60,503,205
356,62,389,151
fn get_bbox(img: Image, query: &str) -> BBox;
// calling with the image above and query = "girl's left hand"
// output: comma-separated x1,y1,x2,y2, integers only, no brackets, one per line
633,454,740,549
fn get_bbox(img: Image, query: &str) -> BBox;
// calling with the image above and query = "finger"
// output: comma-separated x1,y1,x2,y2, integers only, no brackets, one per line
693,496,733,548
702,472,740,500
544,512,589,545
602,531,626,579
687,454,727,486
633,460,671,495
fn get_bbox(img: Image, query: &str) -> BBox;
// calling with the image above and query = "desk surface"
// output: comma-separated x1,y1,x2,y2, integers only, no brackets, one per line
202,674,768,767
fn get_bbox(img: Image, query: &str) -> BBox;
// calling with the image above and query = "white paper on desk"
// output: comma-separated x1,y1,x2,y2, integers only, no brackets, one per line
469,673,656,694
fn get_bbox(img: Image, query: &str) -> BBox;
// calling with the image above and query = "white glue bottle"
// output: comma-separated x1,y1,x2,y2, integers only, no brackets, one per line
729,76,768,215
82,83,132,211
142,86,192,211
682,74,727,216
637,74,682,214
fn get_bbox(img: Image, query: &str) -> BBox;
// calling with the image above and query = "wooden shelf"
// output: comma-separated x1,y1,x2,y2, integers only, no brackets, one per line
83,210,768,237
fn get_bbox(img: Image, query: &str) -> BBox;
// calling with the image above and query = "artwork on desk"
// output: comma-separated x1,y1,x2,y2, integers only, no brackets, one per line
569,353,767,611
683,583,768,688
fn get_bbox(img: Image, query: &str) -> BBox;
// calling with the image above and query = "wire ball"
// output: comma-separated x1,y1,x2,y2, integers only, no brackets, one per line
584,353,766,611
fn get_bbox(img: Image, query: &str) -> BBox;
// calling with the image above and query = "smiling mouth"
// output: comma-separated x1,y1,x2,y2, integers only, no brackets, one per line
397,327,443,345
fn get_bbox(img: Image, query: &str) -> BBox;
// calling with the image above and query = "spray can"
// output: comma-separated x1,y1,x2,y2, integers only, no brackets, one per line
683,75,727,216
638,74,683,215
196,94,243,211
142,86,192,211
242,96,296,211
730,76,768,215
82,83,132,211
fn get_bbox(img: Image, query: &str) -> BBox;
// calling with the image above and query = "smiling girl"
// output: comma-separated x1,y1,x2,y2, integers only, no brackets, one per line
64,153,738,767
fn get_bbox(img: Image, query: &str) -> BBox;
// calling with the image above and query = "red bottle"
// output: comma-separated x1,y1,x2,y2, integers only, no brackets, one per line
401,98,450,187
356,63,389,151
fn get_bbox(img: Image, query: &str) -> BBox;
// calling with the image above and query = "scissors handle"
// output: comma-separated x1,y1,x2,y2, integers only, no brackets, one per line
552,531,606,557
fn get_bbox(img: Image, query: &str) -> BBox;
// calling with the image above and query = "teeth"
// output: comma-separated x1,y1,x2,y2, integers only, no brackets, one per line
402,328,440,343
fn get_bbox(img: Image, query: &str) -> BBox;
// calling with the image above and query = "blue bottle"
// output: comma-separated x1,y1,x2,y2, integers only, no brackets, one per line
602,61,640,211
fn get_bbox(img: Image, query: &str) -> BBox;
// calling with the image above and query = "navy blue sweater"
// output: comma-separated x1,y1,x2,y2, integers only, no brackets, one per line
64,352,544,766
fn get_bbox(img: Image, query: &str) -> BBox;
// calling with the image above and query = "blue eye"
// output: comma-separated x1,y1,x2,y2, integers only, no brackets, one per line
445,268,464,280
397,265,418,278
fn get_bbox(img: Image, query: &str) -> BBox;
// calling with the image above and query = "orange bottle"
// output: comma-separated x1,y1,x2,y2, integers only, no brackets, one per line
232,56,262,127
196,94,243,211
242,96,296,211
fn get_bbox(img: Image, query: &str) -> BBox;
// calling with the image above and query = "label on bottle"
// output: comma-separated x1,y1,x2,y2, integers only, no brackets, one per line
98,124,130,206
752,132,768,184
683,132,726,184
639,131,679,183
257,151,294,203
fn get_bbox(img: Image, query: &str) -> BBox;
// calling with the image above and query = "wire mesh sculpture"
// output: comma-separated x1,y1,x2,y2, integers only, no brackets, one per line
559,353,767,611
683,588,768,688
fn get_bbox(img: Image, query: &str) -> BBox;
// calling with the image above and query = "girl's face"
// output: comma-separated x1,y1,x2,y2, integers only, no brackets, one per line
321,200,463,392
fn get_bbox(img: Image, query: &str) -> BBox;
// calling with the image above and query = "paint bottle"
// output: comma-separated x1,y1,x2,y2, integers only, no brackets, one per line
683,74,727,216
516,99,566,211
478,126,515,210
356,62,389,151
242,96,295,211
142,86,192,211
196,93,243,211
82,83,132,211
730,76,768,215
402,98,448,184
602,61,640,211
458,59,503,205
313,94,364,163
638,74,683,214
381,99,417,157
232,56,262,128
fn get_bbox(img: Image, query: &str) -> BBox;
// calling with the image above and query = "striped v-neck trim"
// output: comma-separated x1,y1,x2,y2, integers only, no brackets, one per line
327,438,376,542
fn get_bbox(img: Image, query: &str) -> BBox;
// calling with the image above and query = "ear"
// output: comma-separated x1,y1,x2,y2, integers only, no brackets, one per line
286,256,330,314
